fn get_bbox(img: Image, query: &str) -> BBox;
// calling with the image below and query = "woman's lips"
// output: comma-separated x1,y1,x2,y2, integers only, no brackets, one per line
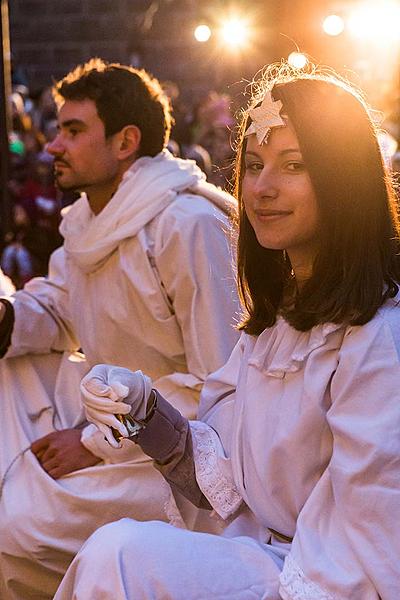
254,209,291,221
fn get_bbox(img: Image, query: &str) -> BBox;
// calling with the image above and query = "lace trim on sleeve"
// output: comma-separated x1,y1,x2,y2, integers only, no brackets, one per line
162,481,187,529
190,420,242,519
279,554,341,600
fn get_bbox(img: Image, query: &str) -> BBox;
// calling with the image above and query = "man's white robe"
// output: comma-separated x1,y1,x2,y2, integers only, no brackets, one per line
0,151,239,599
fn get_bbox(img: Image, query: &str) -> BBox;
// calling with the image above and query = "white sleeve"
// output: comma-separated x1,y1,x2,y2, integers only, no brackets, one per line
5,247,79,357
0,268,15,295
190,337,246,519
280,314,400,600
155,196,240,389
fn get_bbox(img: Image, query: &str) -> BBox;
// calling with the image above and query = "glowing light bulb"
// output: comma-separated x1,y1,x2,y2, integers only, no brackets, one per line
323,14,345,36
348,2,400,41
220,18,249,48
194,24,211,43
288,52,308,69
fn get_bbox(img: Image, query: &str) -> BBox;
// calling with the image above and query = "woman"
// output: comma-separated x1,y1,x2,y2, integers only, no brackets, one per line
55,63,400,599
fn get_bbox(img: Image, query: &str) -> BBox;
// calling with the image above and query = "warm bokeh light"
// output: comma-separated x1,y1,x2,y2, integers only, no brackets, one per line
348,1,400,42
322,14,345,36
194,24,211,43
287,52,308,69
220,18,250,48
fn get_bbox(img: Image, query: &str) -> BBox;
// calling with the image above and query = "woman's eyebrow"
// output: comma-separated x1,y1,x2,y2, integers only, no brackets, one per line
280,148,301,155
244,151,261,158
245,148,301,159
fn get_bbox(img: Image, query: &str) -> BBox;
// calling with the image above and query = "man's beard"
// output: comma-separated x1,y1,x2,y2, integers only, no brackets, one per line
54,178,75,192
54,171,85,193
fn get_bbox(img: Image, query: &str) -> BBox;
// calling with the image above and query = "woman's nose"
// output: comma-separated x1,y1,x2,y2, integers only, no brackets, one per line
254,169,279,199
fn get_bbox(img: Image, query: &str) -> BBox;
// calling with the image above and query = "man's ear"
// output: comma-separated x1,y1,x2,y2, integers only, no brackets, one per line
116,125,141,160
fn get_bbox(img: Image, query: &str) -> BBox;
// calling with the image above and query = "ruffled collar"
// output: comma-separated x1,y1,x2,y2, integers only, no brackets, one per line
248,317,345,378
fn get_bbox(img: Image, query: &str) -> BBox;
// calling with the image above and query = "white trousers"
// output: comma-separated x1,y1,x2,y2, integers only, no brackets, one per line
0,355,180,599
55,518,289,600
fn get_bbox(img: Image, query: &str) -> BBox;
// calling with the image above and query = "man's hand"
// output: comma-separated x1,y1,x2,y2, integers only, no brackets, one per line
31,429,101,479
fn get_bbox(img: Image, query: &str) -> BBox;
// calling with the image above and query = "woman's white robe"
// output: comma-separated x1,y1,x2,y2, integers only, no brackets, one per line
55,295,400,599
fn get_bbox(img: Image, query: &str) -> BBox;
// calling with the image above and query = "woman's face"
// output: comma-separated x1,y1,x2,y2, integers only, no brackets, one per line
242,121,319,276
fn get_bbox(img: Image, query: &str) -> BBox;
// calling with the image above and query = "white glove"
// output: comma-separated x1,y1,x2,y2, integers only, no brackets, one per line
80,364,153,448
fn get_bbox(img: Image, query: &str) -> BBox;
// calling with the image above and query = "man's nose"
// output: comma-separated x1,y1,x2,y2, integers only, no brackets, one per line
45,135,64,156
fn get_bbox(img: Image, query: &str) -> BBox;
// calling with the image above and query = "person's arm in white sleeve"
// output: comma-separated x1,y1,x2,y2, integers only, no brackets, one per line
147,334,244,519
3,247,79,358
80,339,244,517
80,363,212,506
280,313,400,600
155,196,240,387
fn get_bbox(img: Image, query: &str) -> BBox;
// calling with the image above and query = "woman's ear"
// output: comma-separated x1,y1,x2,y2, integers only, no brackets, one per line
117,125,141,160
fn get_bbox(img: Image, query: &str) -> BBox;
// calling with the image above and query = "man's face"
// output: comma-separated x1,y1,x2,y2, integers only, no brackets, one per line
47,98,120,193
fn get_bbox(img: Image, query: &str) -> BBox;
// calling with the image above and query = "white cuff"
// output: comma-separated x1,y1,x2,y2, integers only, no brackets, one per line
190,420,242,519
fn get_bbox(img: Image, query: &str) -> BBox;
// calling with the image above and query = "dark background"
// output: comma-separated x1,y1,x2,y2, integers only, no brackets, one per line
9,0,399,110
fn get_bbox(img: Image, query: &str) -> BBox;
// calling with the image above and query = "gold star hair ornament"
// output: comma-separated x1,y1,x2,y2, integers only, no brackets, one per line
245,91,285,145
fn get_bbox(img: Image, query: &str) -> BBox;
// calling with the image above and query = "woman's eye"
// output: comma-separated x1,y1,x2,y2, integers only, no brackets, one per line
245,161,263,173
286,161,306,172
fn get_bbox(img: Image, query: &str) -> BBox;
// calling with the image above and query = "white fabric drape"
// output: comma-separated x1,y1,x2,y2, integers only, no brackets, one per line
0,151,239,599
60,149,235,274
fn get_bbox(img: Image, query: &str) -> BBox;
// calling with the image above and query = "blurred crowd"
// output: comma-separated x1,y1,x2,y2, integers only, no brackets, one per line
163,80,236,187
5,85,71,288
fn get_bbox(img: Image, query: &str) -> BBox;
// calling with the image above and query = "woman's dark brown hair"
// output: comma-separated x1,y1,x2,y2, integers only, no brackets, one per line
234,63,400,334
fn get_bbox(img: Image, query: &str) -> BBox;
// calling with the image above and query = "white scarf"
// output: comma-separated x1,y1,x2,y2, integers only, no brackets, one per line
60,149,236,274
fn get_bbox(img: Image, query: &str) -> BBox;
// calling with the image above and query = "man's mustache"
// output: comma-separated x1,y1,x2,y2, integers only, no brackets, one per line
54,160,71,168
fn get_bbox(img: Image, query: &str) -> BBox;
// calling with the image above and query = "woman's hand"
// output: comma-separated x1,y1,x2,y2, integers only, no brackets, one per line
80,364,152,447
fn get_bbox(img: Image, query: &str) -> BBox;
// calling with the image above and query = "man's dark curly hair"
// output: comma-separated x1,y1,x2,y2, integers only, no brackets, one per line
53,58,172,158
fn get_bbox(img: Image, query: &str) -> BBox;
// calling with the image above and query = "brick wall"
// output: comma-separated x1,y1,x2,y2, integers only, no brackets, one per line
8,0,285,101
9,0,279,98
9,0,135,91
